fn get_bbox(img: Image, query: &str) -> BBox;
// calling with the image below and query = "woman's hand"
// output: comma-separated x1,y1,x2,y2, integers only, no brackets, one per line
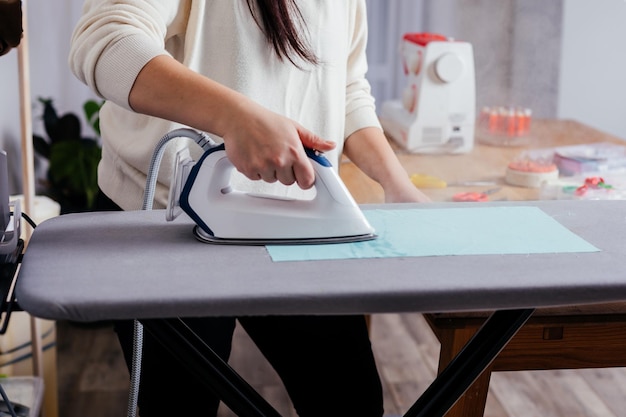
382,180,431,204
343,127,431,204
222,100,335,189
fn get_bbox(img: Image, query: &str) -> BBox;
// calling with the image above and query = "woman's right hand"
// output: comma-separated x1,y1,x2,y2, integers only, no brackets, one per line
221,100,336,189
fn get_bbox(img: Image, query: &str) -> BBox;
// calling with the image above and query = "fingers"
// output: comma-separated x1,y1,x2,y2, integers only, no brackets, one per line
298,126,336,152
275,167,296,186
261,152,311,189
291,126,334,189
222,110,333,189
236,149,314,189
292,153,315,189
255,167,296,186
230,150,305,187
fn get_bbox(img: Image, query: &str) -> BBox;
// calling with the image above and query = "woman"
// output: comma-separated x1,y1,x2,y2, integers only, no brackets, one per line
70,1,429,416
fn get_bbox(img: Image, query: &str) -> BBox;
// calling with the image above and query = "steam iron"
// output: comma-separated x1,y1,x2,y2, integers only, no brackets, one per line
166,144,376,245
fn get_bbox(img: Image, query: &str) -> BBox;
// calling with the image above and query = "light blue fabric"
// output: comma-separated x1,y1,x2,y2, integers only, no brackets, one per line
266,206,600,262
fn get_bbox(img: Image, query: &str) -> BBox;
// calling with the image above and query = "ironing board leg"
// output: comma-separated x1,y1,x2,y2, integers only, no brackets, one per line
141,309,532,417
140,318,282,417
404,308,535,417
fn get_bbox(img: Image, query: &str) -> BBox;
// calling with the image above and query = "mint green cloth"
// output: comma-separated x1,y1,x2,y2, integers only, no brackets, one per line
266,206,599,262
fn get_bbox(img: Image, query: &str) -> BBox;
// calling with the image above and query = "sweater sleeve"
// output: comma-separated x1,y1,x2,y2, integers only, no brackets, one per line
69,0,187,110
344,0,381,139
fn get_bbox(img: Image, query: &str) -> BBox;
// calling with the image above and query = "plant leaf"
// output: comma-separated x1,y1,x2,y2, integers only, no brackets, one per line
48,140,101,210
83,100,103,137
54,114,82,143
35,98,103,212
39,98,60,143
32,135,51,159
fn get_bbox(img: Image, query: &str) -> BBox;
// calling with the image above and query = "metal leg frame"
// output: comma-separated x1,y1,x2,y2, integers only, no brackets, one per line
142,309,534,417
140,318,282,417
404,308,535,417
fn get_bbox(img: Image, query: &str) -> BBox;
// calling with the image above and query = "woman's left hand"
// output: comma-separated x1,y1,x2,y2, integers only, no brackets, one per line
383,181,431,204
343,127,432,204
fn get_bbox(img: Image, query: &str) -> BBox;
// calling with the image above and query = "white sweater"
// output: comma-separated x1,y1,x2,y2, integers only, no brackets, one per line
70,0,380,210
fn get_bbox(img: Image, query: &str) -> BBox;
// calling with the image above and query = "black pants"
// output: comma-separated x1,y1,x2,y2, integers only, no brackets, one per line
96,191,384,416
115,315,383,416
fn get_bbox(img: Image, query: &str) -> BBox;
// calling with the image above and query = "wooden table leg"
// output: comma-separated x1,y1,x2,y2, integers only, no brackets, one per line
404,309,533,417
437,326,493,417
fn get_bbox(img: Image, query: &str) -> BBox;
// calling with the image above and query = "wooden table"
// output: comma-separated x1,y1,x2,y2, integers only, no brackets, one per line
342,119,623,204
341,119,626,417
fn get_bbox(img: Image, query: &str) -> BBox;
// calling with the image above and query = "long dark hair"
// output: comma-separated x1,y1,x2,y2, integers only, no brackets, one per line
245,0,318,66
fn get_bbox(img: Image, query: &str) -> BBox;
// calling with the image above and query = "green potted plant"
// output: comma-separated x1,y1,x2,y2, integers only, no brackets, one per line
32,98,103,214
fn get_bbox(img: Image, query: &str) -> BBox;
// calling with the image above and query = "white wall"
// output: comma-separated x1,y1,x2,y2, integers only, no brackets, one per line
366,0,563,119
0,0,96,194
558,0,626,139
365,0,425,105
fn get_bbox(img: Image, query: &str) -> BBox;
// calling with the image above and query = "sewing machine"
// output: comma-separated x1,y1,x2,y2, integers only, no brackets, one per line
380,33,476,154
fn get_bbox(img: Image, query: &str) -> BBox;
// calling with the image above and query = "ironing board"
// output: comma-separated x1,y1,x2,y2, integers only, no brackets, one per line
14,200,626,417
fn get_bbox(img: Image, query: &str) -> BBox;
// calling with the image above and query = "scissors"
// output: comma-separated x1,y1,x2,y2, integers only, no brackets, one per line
452,188,501,202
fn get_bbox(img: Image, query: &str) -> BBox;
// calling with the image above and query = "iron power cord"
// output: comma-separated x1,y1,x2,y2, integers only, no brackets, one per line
19,213,36,230
125,128,217,417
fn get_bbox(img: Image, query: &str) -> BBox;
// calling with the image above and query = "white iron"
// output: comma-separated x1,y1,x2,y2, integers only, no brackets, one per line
166,143,376,245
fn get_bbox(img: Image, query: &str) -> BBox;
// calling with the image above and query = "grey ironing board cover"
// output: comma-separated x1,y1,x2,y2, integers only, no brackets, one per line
15,200,626,322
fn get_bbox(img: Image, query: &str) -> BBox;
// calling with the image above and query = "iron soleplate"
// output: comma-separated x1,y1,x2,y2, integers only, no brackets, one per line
192,226,377,246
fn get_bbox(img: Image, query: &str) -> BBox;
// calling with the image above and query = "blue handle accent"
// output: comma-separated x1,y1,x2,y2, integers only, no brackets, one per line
304,147,332,167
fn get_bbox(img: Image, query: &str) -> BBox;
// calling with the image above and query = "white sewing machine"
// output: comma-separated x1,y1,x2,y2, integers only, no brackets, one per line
380,33,476,154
